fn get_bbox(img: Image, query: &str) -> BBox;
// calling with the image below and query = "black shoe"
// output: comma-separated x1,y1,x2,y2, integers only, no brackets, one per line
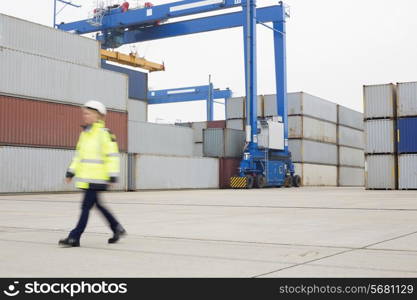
58,237,80,247
108,225,126,244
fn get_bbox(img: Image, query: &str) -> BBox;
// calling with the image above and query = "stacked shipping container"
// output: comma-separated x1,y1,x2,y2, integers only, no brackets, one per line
363,84,397,189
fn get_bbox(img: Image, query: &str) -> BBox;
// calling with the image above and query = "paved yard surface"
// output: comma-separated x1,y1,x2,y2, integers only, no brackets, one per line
1,187,417,277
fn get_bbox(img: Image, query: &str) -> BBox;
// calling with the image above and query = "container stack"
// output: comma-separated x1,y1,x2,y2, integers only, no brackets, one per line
396,82,417,189
337,106,365,187
363,84,397,189
0,14,131,193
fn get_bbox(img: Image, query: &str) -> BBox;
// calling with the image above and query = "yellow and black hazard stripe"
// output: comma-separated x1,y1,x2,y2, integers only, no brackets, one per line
230,176,248,188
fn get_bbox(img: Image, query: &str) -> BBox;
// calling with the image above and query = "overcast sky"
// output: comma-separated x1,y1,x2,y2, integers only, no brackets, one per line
1,0,417,123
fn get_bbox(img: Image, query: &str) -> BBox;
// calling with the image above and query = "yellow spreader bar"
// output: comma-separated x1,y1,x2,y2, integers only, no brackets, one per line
100,49,165,72
230,176,248,189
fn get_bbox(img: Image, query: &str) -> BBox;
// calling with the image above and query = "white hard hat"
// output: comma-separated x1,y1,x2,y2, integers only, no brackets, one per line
84,100,107,115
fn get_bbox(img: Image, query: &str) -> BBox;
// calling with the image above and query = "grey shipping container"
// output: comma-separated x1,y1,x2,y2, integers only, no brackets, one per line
288,92,337,123
338,105,364,130
0,47,128,111
193,143,203,157
289,115,337,143
339,146,364,167
398,154,417,189
338,125,364,149
203,128,245,158
364,119,395,154
226,119,245,131
225,96,263,119
363,84,395,119
0,13,100,68
338,167,364,187
365,154,396,189
128,121,194,156
192,122,208,143
0,146,127,193
133,154,219,189
293,163,337,186
289,139,338,165
397,82,417,117
128,99,147,122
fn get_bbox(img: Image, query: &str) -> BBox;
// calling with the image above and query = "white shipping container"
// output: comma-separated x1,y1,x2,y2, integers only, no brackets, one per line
0,146,127,193
226,119,244,131
0,13,100,68
128,121,194,156
289,116,337,143
364,119,395,154
193,143,203,157
128,99,147,122
288,92,337,123
289,139,338,165
365,154,396,189
398,154,417,189
339,167,364,187
0,48,128,111
397,82,417,117
134,154,219,189
338,105,364,130
192,121,208,143
363,84,395,119
339,146,364,167
225,96,263,119
338,125,365,149
293,163,337,186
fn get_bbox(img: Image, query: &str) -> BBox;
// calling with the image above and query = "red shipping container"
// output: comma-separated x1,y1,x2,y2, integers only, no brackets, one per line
0,95,128,151
207,120,226,128
219,158,241,189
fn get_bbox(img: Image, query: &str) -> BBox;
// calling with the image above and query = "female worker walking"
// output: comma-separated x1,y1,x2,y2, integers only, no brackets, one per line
59,100,126,247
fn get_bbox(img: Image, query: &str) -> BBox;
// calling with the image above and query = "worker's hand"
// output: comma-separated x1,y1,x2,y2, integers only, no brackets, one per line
65,177,72,184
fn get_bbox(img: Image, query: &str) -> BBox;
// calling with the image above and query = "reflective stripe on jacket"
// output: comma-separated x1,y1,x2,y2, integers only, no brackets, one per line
67,120,120,189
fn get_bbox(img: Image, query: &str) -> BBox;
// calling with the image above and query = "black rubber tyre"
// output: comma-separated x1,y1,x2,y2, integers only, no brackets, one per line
284,176,292,188
255,175,267,189
292,175,301,187
245,175,254,189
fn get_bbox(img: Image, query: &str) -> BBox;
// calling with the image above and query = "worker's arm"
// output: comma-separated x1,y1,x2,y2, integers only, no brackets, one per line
102,129,120,183
66,134,83,179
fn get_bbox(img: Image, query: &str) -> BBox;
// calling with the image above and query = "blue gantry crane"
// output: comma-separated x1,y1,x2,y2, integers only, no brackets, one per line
58,0,300,188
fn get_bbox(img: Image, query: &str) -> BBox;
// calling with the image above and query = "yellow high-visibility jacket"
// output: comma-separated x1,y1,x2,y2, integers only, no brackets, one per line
66,120,120,189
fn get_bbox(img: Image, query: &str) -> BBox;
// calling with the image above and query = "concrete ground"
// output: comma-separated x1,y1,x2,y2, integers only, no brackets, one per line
1,187,417,277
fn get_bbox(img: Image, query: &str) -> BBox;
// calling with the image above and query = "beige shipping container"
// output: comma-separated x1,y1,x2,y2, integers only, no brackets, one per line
289,116,337,143
293,163,337,186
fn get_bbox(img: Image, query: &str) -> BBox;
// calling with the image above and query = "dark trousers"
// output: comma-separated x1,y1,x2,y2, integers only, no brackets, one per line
69,189,119,240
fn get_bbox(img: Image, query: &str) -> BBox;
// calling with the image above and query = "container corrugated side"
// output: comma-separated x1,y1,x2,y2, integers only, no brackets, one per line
398,154,417,189
226,119,244,130
289,139,338,165
289,116,337,143
263,94,278,117
0,47,128,111
102,62,148,100
397,82,417,117
192,122,207,143
207,120,226,128
293,163,337,186
363,84,395,119
338,105,364,130
0,13,100,68
225,96,263,119
339,167,364,186
128,99,147,122
365,154,396,189
339,146,364,167
0,95,128,151
219,158,241,188
397,117,417,153
338,125,365,149
203,128,245,158
364,119,395,154
128,121,194,156
0,146,127,193
288,92,337,123
134,154,219,189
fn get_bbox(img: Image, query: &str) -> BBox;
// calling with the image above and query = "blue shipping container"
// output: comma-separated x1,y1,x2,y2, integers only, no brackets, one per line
398,117,417,153
101,61,148,100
